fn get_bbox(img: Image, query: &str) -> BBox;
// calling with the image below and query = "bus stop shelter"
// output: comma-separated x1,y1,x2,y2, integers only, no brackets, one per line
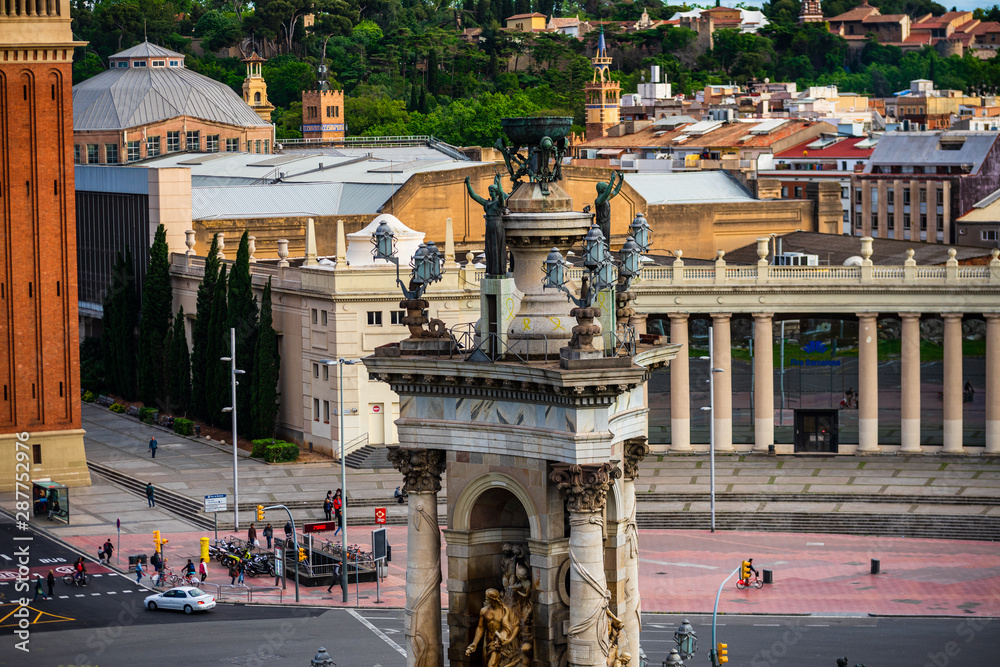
33,480,69,524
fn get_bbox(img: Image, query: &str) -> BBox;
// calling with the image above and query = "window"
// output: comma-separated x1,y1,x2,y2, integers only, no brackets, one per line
887,190,894,205
311,308,318,324
936,191,944,205
841,187,849,200
104,143,119,164
793,186,803,199
983,230,999,241
263,140,269,154
87,144,99,163
887,217,894,231
152,60,165,67
314,398,320,421
167,131,180,152
226,138,239,152
307,106,318,119
323,400,330,423
855,189,862,204
871,213,878,229
132,60,146,67
903,214,910,230
255,140,261,154
185,130,200,151
321,310,328,326
126,140,140,163
74,145,81,164
390,310,406,325
206,135,219,153
920,214,928,230
169,60,179,67
147,136,161,157
116,61,129,68
781,186,789,198
32,444,42,465
367,311,383,326
903,190,911,205
322,365,329,381
920,190,927,203
313,363,319,378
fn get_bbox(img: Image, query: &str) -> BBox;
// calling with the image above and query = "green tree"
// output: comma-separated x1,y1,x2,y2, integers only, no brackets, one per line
138,224,173,407
263,55,317,109
250,279,281,439
168,306,192,415
73,52,105,84
205,265,229,428
227,232,258,435
194,10,244,53
102,251,138,400
427,48,440,95
191,235,220,421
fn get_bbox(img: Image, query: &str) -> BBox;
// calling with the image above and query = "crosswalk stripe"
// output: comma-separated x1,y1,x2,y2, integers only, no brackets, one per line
59,596,69,599
107,591,117,594
91,593,101,596
75,594,84,598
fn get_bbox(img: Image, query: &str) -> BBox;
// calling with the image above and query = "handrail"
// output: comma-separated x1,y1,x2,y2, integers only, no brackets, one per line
249,586,283,604
197,582,221,597
219,584,251,602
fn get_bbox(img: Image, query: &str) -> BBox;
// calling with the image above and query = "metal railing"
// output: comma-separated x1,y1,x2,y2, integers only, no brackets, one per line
277,135,433,148
219,584,251,602
197,582,221,598
249,586,283,603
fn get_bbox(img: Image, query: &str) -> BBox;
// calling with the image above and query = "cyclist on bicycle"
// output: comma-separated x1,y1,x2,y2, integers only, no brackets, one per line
74,558,87,583
184,559,197,582
740,558,759,585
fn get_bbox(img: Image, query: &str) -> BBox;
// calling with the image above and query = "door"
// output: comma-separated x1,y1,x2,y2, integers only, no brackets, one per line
794,410,838,453
368,403,385,445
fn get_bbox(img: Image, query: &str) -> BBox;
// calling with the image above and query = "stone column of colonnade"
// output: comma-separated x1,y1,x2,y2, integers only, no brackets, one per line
752,314,774,453
857,313,880,453
942,314,965,454
550,462,622,667
987,315,1000,455
669,314,692,451
711,314,734,452
899,314,923,453
387,448,447,667
620,439,650,661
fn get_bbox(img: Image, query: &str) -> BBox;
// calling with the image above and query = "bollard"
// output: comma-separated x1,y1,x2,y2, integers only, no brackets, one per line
763,568,773,584
870,558,880,575
768,444,776,456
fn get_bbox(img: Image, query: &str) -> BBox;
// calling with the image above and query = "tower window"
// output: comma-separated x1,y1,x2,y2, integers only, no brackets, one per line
56,280,60,296
307,106,318,119
51,84,55,100
54,180,58,195
33,444,42,465
59,381,63,397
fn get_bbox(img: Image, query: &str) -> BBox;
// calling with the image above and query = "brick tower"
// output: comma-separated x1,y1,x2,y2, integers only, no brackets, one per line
1,3,90,489
242,52,275,123
301,89,346,140
799,0,824,23
584,28,620,141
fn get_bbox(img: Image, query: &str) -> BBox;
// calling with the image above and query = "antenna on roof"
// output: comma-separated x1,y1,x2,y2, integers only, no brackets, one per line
144,19,147,42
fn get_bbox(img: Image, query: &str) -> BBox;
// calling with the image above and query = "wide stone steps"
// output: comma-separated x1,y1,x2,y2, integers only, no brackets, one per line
88,461,216,531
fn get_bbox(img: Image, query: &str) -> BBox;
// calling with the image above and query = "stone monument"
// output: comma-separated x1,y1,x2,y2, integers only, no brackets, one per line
365,117,680,667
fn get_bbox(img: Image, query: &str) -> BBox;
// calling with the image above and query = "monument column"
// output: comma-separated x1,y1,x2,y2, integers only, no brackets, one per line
899,313,922,453
712,314,734,452
942,313,964,454
388,448,447,667
857,313,880,453
752,313,774,453
669,314,691,451
620,439,649,662
987,314,1000,455
550,462,622,667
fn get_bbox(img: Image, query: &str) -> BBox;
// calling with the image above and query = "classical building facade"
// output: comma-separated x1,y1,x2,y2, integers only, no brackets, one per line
0,3,90,490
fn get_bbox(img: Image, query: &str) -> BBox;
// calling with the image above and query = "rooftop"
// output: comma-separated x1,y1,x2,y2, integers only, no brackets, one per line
577,119,832,150
774,135,876,160
865,131,1000,172
624,171,756,206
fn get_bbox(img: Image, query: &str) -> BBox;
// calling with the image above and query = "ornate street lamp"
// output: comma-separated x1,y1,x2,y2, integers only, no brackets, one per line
674,619,697,661
371,221,446,339
662,648,684,666
628,212,651,253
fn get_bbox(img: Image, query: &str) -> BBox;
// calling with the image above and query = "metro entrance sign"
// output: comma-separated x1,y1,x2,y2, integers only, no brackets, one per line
302,520,337,534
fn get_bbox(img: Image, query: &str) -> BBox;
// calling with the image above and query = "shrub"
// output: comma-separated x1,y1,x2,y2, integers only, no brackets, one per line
174,418,194,436
265,442,299,463
82,390,95,403
109,403,125,413
250,439,272,458
139,406,157,424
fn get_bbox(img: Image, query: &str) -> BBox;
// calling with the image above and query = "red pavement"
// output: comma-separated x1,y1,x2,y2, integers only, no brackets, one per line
61,527,1000,617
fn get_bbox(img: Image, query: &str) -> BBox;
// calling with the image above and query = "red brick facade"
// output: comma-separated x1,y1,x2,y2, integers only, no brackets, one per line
0,56,82,433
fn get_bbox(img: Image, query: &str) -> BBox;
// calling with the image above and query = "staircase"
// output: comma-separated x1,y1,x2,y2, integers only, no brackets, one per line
88,461,216,531
344,445,394,470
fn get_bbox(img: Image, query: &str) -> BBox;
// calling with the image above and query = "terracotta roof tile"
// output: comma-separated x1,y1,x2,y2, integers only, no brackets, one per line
774,136,875,159
576,120,830,150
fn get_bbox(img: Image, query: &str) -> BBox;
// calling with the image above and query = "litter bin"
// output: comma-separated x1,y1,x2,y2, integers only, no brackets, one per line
767,444,775,456
763,569,773,584
870,558,880,575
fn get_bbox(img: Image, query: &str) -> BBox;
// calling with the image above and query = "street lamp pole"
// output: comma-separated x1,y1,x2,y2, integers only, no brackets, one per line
221,327,245,531
700,328,723,534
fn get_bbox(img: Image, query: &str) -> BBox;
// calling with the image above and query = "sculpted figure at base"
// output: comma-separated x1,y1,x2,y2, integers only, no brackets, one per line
594,172,625,245
466,588,525,667
465,174,509,277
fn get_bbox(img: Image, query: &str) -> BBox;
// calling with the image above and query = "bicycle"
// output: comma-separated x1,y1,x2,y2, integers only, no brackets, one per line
736,574,764,589
63,572,91,587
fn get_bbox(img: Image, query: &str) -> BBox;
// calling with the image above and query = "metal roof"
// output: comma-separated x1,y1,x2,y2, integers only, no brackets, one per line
190,182,400,220
110,42,185,60
73,67,269,131
624,171,755,206
865,131,999,172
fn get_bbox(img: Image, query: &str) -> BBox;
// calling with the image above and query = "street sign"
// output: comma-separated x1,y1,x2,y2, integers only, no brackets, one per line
372,528,387,561
372,404,380,413
204,494,227,513
303,520,336,534
375,507,387,524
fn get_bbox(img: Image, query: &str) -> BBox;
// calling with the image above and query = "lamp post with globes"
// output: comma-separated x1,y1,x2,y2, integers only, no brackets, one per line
371,220,446,341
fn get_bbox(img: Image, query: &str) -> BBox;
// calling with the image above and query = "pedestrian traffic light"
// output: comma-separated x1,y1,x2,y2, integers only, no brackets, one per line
717,643,728,664
154,530,161,552
298,547,307,561
256,505,265,521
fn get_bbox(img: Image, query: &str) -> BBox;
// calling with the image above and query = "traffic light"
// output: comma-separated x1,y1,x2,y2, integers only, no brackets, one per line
717,642,728,664
741,560,751,581
298,547,307,562
153,530,161,552
256,505,265,521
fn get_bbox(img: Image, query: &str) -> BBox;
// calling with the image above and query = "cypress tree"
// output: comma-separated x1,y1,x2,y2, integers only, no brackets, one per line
251,279,281,439
419,84,429,114
501,0,514,22
102,251,138,400
227,231,258,435
191,235,220,420
206,265,229,428
168,306,192,416
138,224,173,406
408,83,419,112
427,49,440,96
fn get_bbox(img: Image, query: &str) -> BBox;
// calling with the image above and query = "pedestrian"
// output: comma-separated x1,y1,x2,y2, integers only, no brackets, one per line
284,520,293,540
184,559,196,582
150,550,161,575
263,523,273,550
394,486,405,504
199,558,208,582
237,561,245,585
229,562,238,585
326,561,342,593
323,496,333,521
149,436,158,458
965,380,975,403
248,523,257,549
46,570,55,598
135,560,146,584
33,575,49,601
145,482,155,508
332,489,343,536
102,538,114,564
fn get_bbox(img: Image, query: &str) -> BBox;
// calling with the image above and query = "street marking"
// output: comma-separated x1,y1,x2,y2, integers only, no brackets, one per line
753,623,781,626
805,624,830,627
59,596,69,599
91,593,101,596
75,594,85,598
107,591,117,594
639,558,719,570
806,542,825,546
348,608,406,657
0,605,75,627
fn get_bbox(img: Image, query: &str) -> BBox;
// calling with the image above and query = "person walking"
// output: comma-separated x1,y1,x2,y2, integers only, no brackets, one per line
135,560,146,584
263,523,273,550
199,558,208,582
229,562,238,586
33,575,49,601
323,496,333,521
248,523,257,549
326,561,342,593
332,489,343,537
237,560,245,585
149,436,158,458
102,538,114,565
46,570,55,598
145,482,155,508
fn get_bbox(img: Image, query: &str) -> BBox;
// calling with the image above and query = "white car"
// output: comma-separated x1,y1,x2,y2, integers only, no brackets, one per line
144,586,216,614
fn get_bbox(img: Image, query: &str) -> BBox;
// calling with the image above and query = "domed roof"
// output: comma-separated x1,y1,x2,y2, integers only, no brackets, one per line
72,42,269,131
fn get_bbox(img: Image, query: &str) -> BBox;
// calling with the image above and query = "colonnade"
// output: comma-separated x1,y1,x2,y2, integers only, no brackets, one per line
667,312,1000,454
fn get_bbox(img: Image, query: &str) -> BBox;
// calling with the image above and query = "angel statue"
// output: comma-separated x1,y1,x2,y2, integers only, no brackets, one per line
466,173,509,277
594,171,625,245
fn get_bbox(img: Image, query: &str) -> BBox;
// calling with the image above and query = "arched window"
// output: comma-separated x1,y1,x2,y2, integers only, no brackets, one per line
254,92,261,103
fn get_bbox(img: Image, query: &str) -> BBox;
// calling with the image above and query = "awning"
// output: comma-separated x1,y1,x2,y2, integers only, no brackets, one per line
597,148,624,156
